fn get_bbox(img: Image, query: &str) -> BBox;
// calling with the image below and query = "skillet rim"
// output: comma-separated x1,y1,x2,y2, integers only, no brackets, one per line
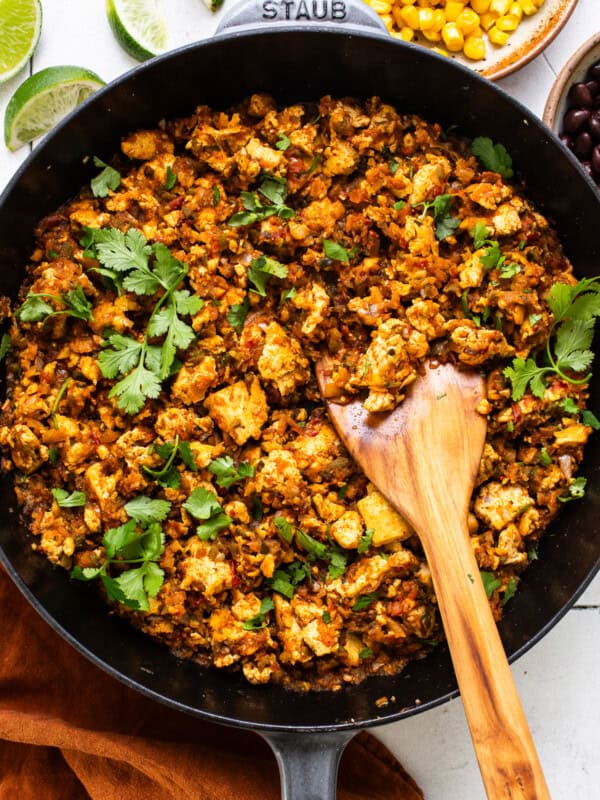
0,25,599,733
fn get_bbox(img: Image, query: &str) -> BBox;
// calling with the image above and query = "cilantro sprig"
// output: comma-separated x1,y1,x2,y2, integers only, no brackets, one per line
413,194,459,241
85,227,203,414
17,286,94,324
52,488,86,508
229,175,294,227
242,597,275,630
503,278,600,400
207,456,255,488
142,435,198,488
71,495,171,611
247,255,288,296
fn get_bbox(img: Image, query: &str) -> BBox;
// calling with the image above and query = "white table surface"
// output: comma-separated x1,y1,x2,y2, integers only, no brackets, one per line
0,1,598,798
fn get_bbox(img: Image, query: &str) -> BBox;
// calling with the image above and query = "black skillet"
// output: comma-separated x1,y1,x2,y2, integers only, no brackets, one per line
1,1,599,797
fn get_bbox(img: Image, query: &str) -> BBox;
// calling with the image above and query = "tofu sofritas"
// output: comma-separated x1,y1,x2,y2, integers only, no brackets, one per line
0,95,596,691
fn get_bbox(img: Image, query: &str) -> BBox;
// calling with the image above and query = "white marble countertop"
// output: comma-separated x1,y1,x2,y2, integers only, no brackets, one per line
0,1,598,798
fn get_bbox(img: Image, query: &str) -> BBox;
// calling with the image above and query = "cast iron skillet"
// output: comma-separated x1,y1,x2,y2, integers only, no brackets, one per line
1,1,599,797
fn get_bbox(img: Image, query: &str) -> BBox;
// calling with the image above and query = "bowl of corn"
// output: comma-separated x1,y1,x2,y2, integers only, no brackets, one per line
363,0,579,80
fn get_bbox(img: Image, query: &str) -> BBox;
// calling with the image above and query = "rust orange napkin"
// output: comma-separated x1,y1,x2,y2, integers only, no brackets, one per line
0,566,423,799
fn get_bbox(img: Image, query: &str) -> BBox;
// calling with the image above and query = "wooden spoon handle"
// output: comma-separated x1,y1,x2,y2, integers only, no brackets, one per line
420,513,551,800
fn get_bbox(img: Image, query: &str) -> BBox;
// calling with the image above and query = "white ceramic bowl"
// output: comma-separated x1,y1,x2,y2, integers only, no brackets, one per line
543,31,600,132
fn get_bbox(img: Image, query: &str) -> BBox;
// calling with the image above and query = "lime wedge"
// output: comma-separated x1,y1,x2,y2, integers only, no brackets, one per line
4,65,105,151
0,0,43,84
106,0,168,62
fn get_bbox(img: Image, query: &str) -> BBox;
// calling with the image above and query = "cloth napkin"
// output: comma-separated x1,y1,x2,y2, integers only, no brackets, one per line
0,565,424,799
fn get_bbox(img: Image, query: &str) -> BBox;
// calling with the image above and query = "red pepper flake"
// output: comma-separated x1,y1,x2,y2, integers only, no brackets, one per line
229,560,241,589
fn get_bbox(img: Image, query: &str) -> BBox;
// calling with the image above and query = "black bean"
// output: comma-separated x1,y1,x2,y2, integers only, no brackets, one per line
586,80,600,97
587,62,600,82
592,145,600,174
574,131,594,159
564,108,591,133
589,112,600,141
568,82,593,107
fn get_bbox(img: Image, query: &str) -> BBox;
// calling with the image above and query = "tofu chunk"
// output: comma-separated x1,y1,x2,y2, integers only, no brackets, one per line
204,377,268,445
171,356,218,404
357,485,413,545
258,321,310,397
474,481,532,531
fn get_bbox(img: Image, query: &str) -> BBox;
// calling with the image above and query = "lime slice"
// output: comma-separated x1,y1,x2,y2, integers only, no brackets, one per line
4,65,105,151
106,0,168,62
0,0,43,84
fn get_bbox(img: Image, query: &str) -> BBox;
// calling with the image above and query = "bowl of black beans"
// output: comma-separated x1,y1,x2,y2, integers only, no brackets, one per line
544,32,600,187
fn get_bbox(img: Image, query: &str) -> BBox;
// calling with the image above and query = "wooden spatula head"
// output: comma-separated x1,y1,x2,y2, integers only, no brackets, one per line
316,360,487,539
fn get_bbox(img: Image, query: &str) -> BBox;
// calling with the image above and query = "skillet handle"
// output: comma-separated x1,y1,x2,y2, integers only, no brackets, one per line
261,730,355,800
216,0,387,36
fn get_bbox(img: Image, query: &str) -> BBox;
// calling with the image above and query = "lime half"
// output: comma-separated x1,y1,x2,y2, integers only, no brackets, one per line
106,0,168,62
4,65,105,151
0,0,43,84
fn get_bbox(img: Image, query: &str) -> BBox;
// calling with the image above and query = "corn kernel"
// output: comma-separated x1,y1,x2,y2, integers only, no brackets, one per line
431,9,446,31
418,7,435,29
400,25,415,40
480,11,497,30
432,47,449,57
369,0,392,14
380,13,394,29
470,0,490,12
399,5,419,27
490,0,510,13
533,0,545,7
456,8,481,35
508,2,523,21
496,13,519,30
463,34,486,60
444,1,465,21
399,0,416,4
423,28,443,41
416,0,437,6
488,25,511,45
441,21,465,52
518,0,538,13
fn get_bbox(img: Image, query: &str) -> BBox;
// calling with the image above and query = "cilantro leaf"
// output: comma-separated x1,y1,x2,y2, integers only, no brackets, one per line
208,456,255,488
114,561,164,611
480,571,501,598
164,165,177,190
498,262,521,280
357,528,374,555
582,409,600,429
212,186,220,206
296,529,328,559
247,255,288,296
102,519,139,558
559,476,587,503
275,133,291,151
124,495,172,525
177,441,198,472
51,488,86,508
503,357,550,401
174,290,203,316
327,548,348,579
554,319,595,374
471,137,514,178
268,560,311,599
480,242,505,271
359,647,373,659
471,222,491,250
16,295,54,322
98,335,143,378
226,296,250,333
91,157,121,198
274,516,294,543
539,448,552,466
184,487,231,541
95,227,152,273
323,239,353,263
242,597,275,630
502,578,517,606
0,332,10,360
352,592,378,612
108,354,162,414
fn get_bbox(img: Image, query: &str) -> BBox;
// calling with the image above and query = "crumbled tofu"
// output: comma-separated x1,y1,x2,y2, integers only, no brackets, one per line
258,321,310,397
330,510,364,549
204,377,268,445
474,482,533,531
171,356,218,404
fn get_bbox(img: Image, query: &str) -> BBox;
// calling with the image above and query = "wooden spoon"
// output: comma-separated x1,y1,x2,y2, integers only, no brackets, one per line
316,359,551,800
